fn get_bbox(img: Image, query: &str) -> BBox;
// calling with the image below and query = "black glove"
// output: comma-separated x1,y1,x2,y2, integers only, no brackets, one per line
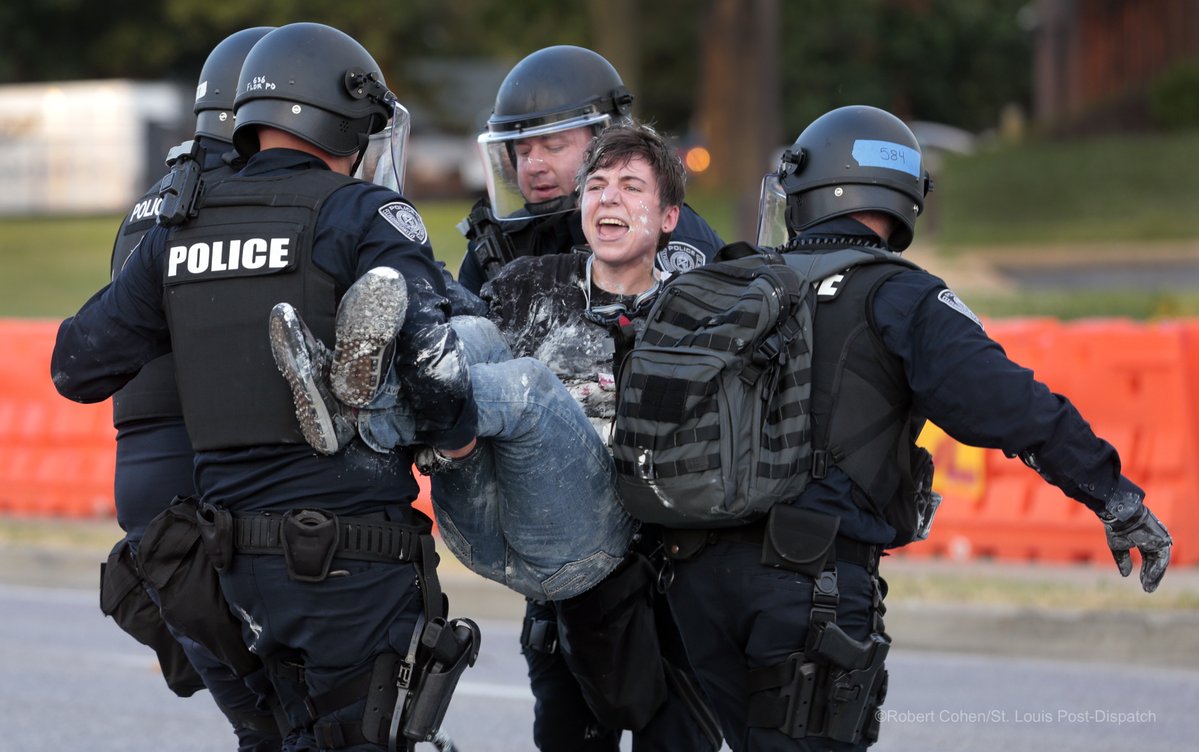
1101,506,1172,593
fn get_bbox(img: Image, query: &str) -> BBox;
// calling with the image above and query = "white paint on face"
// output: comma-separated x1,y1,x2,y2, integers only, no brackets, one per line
580,156,680,293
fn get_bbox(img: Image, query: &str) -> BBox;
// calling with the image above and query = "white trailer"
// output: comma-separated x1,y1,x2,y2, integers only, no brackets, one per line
0,79,186,216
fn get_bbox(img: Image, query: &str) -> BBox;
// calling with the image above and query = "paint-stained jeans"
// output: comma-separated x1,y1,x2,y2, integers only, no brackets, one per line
359,316,634,600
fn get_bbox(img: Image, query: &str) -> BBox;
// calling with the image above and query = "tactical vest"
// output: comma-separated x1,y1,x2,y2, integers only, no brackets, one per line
811,261,917,521
111,143,238,428
163,168,353,450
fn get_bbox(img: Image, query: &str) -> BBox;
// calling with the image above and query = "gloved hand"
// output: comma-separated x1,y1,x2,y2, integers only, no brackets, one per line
1101,506,1172,593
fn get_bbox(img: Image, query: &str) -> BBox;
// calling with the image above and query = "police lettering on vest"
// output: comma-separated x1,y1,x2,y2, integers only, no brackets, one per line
167,237,294,279
129,196,164,223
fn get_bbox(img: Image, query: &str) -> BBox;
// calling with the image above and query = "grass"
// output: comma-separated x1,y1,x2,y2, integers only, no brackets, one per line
967,290,1199,320
936,130,1199,248
2,131,1198,319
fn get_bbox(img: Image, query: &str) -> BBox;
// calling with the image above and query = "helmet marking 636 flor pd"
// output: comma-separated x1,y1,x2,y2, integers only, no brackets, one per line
757,105,933,251
193,27,274,142
477,45,634,221
232,22,410,190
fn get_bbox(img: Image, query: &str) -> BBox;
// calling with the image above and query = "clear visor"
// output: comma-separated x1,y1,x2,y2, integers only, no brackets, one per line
354,100,411,193
475,112,611,222
756,173,790,249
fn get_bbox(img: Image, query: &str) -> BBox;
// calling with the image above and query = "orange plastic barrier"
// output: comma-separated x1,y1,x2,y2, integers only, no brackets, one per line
899,318,1199,566
3,316,1196,566
0,319,437,524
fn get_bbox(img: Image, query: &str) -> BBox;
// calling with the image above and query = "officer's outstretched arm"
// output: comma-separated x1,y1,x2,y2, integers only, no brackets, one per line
1099,505,1172,593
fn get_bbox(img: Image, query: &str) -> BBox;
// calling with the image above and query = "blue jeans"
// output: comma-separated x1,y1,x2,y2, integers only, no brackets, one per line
359,316,635,600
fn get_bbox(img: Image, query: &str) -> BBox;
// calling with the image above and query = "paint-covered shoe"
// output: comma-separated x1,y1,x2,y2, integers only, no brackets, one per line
330,267,408,408
269,302,356,454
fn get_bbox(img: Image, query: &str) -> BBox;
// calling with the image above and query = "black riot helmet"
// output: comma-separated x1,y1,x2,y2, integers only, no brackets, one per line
193,27,274,142
477,45,635,221
487,45,633,135
758,105,933,251
232,22,397,160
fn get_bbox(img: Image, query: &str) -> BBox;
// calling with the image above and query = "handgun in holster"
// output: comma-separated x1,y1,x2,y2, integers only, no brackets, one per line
810,622,890,744
362,616,481,751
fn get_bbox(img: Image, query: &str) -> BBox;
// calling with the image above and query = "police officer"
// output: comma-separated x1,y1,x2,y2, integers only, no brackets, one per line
460,44,723,294
463,46,724,752
101,27,286,751
52,22,479,751
661,105,1173,751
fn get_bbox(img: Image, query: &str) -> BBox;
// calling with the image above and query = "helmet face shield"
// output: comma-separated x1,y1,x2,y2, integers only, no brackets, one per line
354,100,410,193
756,173,790,249
476,112,610,221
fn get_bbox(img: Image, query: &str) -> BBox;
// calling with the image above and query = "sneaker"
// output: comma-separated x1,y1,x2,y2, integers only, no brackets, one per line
269,302,356,455
330,267,408,408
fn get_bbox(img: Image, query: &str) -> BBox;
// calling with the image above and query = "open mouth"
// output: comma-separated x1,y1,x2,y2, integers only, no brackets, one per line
595,216,629,241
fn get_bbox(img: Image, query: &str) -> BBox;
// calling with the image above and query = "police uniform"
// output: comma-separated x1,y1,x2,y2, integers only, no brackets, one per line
53,147,476,751
664,216,1149,751
100,133,294,751
481,252,720,752
458,200,721,294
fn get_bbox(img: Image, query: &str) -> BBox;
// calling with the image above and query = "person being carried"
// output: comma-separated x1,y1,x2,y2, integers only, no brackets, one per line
271,121,720,750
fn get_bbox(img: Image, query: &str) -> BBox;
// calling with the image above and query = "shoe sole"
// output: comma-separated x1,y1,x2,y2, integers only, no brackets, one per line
269,303,341,455
331,267,409,408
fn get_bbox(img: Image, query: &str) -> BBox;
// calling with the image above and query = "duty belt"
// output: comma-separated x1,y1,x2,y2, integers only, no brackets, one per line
662,522,879,569
233,512,422,564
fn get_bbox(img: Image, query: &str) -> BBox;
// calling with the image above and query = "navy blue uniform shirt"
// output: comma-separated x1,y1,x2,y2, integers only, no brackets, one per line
52,148,477,519
797,218,1140,544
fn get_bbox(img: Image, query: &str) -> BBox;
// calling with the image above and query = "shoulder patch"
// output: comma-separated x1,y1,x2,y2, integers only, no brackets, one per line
656,241,706,275
378,202,428,244
937,289,983,329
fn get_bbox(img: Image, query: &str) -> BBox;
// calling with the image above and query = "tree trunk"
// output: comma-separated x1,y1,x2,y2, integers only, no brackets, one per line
695,0,782,241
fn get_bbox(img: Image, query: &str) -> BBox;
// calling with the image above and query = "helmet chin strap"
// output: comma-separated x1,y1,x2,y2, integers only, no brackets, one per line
350,133,369,177
525,194,576,216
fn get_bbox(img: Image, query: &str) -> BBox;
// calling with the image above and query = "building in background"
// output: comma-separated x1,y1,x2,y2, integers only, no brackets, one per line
0,80,186,216
1032,0,1199,133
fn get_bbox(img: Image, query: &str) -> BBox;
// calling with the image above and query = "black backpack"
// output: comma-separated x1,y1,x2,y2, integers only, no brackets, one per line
612,241,917,530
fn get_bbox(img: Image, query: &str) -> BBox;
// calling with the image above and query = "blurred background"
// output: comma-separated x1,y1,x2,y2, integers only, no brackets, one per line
2,6,1199,748
4,0,1199,561
2,0,1198,319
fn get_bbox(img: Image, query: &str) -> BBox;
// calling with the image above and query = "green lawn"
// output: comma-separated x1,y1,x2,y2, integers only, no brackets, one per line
937,130,1199,248
3,131,1198,320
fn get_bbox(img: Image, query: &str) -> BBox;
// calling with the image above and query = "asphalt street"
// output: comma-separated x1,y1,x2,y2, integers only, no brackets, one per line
3,526,1198,750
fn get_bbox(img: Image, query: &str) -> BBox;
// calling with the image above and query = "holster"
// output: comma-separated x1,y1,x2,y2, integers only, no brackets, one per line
99,539,206,697
280,509,340,582
402,617,482,743
811,624,890,744
359,618,482,747
761,505,840,577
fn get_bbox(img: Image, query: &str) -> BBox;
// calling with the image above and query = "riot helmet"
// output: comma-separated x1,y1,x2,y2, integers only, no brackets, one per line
232,22,410,190
193,27,274,142
757,105,932,251
477,45,634,221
